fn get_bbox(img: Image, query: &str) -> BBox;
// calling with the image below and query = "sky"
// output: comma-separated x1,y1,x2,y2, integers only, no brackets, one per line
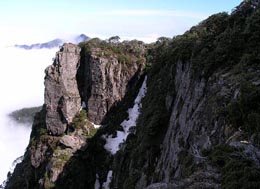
0,0,243,45
0,0,243,184
0,0,242,44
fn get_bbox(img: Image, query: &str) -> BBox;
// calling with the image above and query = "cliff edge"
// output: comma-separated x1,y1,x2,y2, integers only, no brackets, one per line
5,2,260,188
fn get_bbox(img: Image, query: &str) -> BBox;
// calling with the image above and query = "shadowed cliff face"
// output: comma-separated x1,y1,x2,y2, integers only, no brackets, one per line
83,52,140,124
5,3,260,189
107,5,260,189
78,40,146,124
5,40,146,189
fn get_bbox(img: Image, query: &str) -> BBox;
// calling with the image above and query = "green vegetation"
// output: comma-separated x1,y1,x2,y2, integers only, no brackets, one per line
79,38,146,67
71,110,98,139
112,4,260,188
112,37,176,188
108,36,120,43
44,172,55,189
29,137,37,148
53,148,71,164
87,127,98,138
144,4,260,78
11,4,260,188
26,106,53,150
226,81,260,140
123,170,141,189
8,106,42,124
72,109,87,130
39,128,47,135
178,150,195,177
207,144,260,189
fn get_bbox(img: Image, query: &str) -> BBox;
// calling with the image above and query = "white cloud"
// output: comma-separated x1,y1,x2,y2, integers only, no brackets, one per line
0,47,57,183
88,9,208,19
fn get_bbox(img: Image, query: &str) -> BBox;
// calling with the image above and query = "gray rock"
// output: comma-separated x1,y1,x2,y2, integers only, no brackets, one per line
60,134,85,150
81,47,144,124
150,61,230,186
31,142,48,168
146,183,169,189
44,43,81,135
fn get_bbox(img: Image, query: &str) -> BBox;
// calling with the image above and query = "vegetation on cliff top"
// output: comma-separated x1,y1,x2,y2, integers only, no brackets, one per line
5,2,260,189
113,3,260,188
79,37,146,67
8,106,42,125
148,1,260,78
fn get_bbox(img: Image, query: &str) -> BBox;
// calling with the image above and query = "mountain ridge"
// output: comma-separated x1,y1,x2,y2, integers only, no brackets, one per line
14,34,90,50
4,1,260,188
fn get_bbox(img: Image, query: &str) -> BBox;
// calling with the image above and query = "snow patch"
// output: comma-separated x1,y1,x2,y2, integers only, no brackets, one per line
104,76,147,155
103,170,113,189
104,131,126,154
94,174,100,189
100,77,147,189
89,121,101,129
81,101,86,109
92,122,102,129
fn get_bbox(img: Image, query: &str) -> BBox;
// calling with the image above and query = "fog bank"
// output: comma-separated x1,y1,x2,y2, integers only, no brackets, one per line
0,46,57,183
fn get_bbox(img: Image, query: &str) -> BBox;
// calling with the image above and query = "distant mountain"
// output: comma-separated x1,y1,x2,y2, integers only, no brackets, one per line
8,106,42,125
15,34,90,50
15,39,63,50
74,34,90,44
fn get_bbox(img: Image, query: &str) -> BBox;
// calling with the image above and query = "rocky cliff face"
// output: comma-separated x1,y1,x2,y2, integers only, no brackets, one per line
45,43,81,135
79,43,144,124
109,5,260,189
5,39,146,189
5,3,260,189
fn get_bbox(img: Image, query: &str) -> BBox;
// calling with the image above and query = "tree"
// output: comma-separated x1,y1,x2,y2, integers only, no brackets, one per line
108,36,120,43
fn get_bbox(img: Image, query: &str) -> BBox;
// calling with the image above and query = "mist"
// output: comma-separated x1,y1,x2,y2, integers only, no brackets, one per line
0,46,57,183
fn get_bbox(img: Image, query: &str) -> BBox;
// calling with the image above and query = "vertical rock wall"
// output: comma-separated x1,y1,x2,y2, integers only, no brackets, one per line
44,43,81,135
81,47,144,124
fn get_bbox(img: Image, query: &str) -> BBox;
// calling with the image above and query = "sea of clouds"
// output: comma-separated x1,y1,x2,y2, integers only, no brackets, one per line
0,45,57,184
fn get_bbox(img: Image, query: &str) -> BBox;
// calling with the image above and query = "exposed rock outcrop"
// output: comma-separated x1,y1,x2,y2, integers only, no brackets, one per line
79,43,145,124
5,40,146,189
45,43,81,135
5,3,260,188
108,6,260,188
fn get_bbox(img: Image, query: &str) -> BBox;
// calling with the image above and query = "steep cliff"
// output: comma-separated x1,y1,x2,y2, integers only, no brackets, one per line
111,4,260,189
45,43,82,135
77,39,145,124
5,1,260,189
5,40,146,189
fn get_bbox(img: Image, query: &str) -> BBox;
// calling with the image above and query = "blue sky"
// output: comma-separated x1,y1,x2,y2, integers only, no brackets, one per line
0,0,242,44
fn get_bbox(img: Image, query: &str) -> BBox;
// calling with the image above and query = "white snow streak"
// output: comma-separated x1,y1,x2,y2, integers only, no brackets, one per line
103,170,113,189
97,76,147,189
81,101,86,109
104,76,147,155
94,174,100,189
92,122,102,129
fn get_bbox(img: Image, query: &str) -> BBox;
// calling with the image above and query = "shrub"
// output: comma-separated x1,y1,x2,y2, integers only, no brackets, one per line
72,110,87,129
226,81,260,137
87,127,98,139
207,144,260,188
